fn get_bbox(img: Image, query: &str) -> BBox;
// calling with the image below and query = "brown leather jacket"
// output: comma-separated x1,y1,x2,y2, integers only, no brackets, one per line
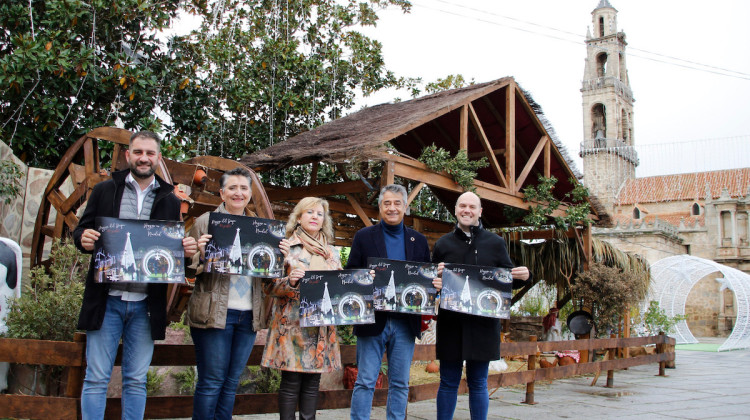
186,203,268,330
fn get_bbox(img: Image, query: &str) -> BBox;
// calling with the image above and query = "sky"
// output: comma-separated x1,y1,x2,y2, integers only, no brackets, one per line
354,0,750,177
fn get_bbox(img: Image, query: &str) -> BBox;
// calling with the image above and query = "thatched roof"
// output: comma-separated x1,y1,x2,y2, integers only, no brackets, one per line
242,77,612,227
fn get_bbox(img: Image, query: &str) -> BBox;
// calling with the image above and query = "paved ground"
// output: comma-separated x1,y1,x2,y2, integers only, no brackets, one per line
236,337,750,420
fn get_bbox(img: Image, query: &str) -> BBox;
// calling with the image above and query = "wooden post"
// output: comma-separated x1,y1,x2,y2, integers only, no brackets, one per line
606,334,616,388
522,335,538,405
65,332,86,398
657,332,666,377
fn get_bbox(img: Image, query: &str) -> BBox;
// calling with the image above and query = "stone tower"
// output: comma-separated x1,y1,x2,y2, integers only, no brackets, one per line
580,0,637,212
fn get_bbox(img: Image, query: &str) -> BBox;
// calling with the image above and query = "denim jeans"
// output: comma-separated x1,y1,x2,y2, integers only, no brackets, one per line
436,359,489,420
81,295,154,420
191,309,256,420
350,316,416,420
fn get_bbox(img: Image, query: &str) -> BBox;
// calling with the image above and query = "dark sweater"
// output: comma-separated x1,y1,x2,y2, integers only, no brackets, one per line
432,223,530,361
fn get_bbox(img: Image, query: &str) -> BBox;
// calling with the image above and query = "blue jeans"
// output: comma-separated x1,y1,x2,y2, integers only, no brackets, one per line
191,309,256,420
81,295,154,420
436,360,489,420
350,316,416,420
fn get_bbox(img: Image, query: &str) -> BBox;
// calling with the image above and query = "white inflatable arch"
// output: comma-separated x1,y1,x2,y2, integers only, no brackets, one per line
649,255,750,351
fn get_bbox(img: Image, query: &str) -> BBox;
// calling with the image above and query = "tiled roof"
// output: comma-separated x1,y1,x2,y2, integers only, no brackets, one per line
616,168,750,205
612,213,705,229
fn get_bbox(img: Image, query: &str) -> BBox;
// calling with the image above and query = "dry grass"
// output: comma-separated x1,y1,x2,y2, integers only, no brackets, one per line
409,360,528,386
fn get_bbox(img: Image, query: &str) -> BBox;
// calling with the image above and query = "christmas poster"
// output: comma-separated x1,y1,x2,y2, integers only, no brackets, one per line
367,257,439,315
94,217,186,284
204,213,286,278
299,269,375,327
440,263,512,319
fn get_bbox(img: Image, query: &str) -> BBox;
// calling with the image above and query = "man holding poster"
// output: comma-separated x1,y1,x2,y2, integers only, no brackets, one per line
347,184,436,420
73,131,197,420
432,192,530,420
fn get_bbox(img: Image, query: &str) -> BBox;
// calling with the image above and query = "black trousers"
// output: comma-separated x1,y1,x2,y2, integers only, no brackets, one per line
278,371,322,420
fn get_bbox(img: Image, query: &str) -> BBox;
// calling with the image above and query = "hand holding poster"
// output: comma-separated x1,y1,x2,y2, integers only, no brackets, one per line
204,213,285,278
299,269,375,327
367,257,439,315
94,217,186,284
440,263,512,319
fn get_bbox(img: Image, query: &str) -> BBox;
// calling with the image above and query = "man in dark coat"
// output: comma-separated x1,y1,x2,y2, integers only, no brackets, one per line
73,131,197,420
432,192,530,420
347,184,434,420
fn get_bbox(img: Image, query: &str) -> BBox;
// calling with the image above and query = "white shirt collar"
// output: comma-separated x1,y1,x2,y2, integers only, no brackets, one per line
125,172,158,191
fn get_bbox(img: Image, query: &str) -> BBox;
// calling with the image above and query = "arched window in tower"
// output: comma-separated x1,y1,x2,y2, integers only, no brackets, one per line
691,203,701,216
633,207,641,219
599,16,605,37
592,104,606,142
596,53,607,77
621,109,628,141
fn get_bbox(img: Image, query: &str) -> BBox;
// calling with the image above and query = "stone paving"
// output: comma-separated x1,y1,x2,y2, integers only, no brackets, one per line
235,339,750,420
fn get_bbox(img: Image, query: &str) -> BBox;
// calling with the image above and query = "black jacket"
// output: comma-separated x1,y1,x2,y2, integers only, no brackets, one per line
73,169,182,340
345,222,431,338
432,223,530,361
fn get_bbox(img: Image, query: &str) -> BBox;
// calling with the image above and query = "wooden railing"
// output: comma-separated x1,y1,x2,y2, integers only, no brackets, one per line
0,334,675,419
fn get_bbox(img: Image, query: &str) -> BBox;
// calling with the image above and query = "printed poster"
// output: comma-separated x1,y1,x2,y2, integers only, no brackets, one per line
367,257,439,315
204,213,286,278
440,263,512,319
94,217,186,284
299,269,375,327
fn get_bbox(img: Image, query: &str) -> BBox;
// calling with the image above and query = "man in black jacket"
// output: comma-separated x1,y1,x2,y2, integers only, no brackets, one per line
73,131,197,420
346,184,434,420
432,192,530,420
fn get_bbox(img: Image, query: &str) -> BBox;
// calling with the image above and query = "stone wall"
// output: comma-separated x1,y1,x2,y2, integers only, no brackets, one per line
684,275,731,337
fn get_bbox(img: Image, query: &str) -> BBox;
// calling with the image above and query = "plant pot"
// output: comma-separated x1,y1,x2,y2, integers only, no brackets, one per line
342,365,386,389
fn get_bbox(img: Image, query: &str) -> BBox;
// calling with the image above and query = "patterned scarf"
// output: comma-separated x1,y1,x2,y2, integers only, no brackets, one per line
294,225,330,270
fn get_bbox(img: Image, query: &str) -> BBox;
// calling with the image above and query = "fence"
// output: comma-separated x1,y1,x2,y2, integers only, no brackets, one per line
0,333,675,419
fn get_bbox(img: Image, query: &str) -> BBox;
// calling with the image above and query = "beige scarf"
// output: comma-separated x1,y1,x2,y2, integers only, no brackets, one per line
294,225,330,270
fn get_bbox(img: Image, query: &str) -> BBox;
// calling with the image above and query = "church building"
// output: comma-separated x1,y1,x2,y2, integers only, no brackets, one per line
580,0,750,337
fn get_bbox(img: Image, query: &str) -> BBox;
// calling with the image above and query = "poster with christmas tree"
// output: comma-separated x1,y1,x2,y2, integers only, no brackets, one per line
299,269,375,327
204,213,286,278
440,263,512,319
94,217,186,283
367,257,439,315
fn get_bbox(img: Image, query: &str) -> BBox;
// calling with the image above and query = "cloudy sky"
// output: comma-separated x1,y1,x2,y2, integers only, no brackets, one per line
355,0,750,177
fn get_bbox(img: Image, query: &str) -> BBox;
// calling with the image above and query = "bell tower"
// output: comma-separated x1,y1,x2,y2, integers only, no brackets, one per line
580,0,637,212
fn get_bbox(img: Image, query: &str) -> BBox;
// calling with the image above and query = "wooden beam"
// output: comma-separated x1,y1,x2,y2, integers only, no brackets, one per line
382,160,395,186
515,135,548,191
264,180,371,201
310,161,319,186
407,182,425,206
346,194,373,227
468,103,507,188
544,138,551,178
459,105,468,151
505,83,516,192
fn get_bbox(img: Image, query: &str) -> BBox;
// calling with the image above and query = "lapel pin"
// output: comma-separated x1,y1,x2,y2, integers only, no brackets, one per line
410,237,415,242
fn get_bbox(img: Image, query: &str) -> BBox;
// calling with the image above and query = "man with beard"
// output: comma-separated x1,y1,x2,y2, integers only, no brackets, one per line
74,131,197,419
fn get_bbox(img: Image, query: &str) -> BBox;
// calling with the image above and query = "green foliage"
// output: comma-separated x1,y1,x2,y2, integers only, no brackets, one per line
511,284,555,317
0,0,181,167
522,175,592,229
421,74,474,95
570,262,643,337
244,366,281,394
172,366,197,395
1,0,413,172
339,247,350,268
146,367,170,396
0,160,24,204
4,239,88,341
165,0,415,163
336,324,357,345
634,301,687,336
418,145,488,192
407,181,453,223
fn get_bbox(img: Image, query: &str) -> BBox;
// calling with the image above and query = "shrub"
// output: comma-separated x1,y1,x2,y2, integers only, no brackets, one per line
4,239,88,341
